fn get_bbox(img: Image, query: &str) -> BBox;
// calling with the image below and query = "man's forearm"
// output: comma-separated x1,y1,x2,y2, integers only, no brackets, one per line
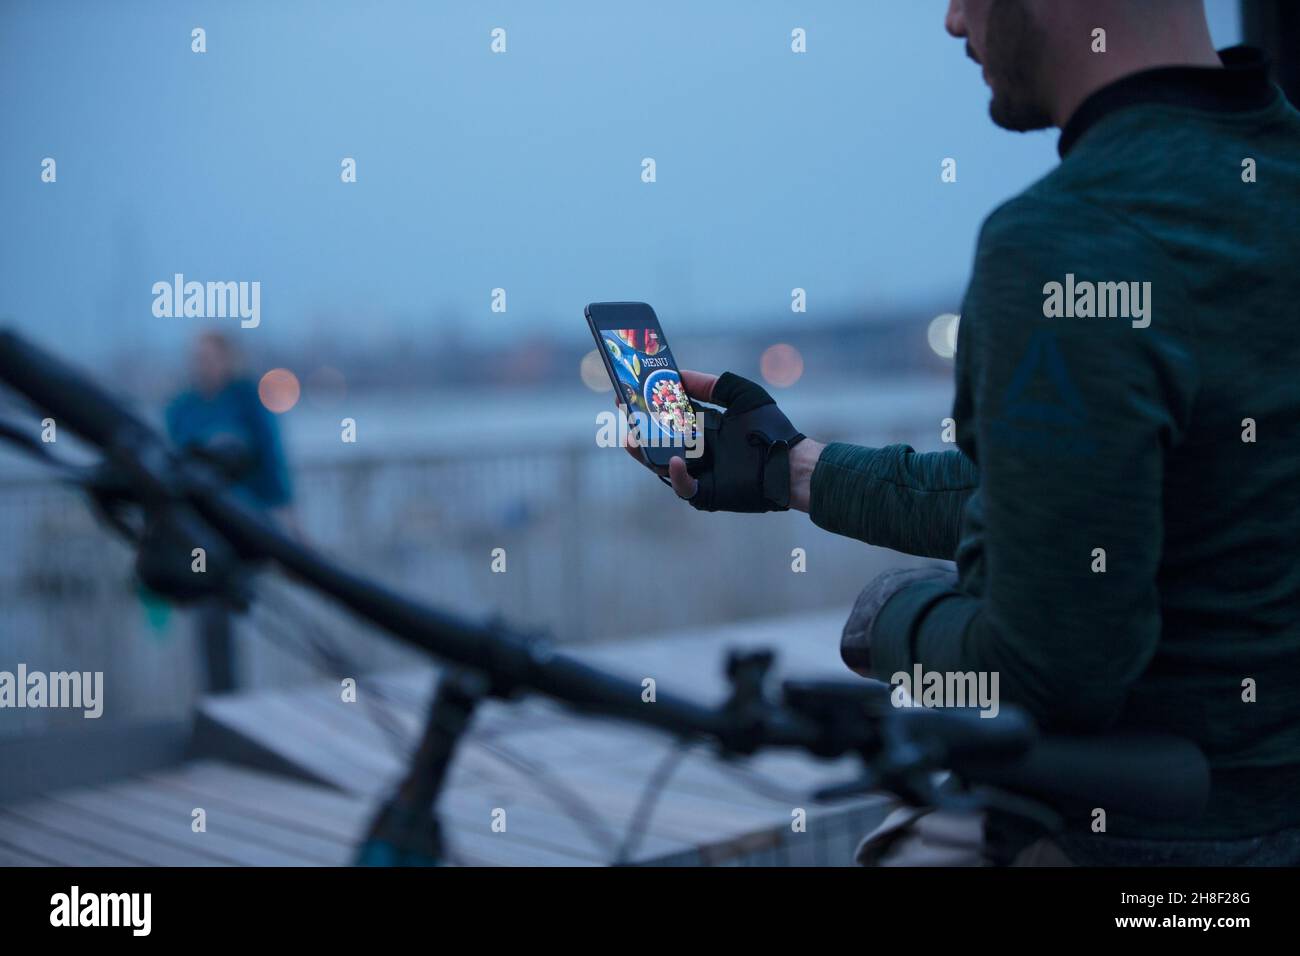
798,441,978,560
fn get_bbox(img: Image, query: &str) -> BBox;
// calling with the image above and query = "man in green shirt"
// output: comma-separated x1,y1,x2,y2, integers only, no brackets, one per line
624,0,1300,864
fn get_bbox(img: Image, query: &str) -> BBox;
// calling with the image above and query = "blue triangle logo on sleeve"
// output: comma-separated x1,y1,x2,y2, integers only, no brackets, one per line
1000,329,1087,427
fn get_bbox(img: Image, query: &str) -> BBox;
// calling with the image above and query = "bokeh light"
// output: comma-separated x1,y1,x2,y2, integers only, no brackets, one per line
760,343,804,388
258,368,301,413
580,349,613,392
927,313,961,359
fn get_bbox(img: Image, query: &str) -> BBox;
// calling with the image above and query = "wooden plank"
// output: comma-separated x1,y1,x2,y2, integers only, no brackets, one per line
145,764,374,842
284,681,577,771
546,766,789,847
433,812,603,866
203,690,568,796
364,666,438,703
286,682,421,747
599,747,863,802
5,797,230,867
147,762,375,838
104,780,350,865
469,717,668,766
150,760,588,867
168,760,632,866
0,838,56,866
200,692,402,792
0,810,144,867
434,784,691,864
366,670,569,727
436,825,602,867
53,786,328,866
445,748,772,857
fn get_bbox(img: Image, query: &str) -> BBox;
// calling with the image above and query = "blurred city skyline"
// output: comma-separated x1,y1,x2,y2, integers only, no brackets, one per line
2,1,1242,369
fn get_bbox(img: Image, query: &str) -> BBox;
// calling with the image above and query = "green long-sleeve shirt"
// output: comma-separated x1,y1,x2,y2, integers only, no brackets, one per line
810,48,1300,840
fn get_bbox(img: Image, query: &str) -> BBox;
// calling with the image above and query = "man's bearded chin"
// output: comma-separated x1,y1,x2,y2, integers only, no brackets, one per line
982,0,1054,132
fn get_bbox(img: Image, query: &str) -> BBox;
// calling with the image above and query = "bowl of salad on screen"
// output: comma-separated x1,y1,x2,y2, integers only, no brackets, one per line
643,370,697,437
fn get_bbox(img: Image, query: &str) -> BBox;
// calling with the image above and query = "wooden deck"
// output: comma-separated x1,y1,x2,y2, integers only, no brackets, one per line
1,610,889,866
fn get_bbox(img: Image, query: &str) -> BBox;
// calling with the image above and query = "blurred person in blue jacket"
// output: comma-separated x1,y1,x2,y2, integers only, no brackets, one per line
165,331,295,692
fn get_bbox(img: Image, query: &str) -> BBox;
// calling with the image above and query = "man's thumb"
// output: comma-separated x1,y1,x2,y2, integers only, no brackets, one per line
668,456,697,499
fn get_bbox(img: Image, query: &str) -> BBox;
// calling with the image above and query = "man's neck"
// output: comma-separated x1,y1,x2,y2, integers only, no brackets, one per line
1048,15,1222,128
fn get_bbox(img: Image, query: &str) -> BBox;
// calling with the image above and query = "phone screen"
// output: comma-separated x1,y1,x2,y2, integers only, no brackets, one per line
586,302,699,467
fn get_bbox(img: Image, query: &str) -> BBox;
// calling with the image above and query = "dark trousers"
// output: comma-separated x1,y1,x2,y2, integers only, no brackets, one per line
197,599,238,694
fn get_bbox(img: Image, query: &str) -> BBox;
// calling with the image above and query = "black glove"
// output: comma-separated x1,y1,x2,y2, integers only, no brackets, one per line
677,372,805,513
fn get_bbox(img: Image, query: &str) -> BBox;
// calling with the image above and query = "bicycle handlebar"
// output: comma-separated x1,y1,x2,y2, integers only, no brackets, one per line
0,329,155,451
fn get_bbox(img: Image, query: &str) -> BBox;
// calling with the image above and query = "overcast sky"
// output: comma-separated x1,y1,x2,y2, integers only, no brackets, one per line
0,1,1243,359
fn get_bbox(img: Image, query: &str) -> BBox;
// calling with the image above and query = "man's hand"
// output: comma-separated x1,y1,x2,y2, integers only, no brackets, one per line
621,370,823,513
620,369,716,498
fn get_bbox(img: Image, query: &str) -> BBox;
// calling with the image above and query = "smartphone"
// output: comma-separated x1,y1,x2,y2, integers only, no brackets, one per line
585,302,700,469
